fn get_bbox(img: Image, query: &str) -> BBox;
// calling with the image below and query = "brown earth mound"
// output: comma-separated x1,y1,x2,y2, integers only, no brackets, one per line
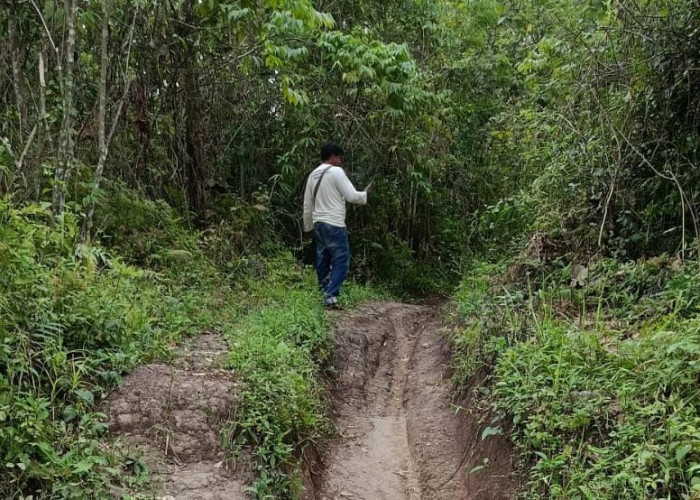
105,334,252,499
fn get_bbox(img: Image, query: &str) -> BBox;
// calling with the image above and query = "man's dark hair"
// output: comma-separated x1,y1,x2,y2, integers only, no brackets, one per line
320,141,344,161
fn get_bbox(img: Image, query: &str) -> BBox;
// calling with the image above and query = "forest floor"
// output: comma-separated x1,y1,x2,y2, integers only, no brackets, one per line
105,302,519,499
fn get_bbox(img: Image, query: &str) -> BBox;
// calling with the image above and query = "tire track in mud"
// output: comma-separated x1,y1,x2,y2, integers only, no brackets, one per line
313,302,519,500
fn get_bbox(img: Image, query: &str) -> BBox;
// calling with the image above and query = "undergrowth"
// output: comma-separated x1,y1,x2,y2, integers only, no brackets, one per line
0,198,215,498
452,254,700,499
0,189,383,499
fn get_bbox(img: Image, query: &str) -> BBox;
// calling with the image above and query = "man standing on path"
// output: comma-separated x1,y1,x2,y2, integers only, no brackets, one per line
303,142,370,309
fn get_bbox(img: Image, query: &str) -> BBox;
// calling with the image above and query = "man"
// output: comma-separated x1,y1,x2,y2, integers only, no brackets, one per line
303,142,370,309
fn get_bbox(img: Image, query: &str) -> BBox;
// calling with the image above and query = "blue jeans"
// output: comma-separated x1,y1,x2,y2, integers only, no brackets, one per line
313,222,350,301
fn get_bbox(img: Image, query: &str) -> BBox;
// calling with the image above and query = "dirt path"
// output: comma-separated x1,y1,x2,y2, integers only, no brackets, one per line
313,302,518,500
105,334,252,499
105,302,518,499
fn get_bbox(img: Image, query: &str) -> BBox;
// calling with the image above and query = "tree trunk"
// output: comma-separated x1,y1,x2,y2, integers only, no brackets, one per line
182,2,207,222
82,1,134,241
240,162,246,198
34,40,51,200
8,0,28,140
82,0,110,241
133,83,151,185
53,0,78,214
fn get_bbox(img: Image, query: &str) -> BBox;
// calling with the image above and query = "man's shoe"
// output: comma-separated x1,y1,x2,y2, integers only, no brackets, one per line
324,297,342,310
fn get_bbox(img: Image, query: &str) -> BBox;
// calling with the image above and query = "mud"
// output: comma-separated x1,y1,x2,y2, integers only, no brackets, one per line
312,302,519,500
105,334,252,500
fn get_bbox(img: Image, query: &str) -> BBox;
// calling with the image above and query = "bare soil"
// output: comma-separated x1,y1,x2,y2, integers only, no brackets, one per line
309,302,519,500
105,333,252,500
105,302,518,499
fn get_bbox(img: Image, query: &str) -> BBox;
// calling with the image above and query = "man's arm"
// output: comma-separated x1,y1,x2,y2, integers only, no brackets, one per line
334,168,368,205
302,175,314,232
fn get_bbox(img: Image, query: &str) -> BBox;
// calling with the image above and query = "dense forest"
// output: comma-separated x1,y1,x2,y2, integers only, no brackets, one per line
2,0,700,498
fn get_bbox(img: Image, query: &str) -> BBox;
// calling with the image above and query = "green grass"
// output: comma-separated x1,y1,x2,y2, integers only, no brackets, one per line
452,256,700,499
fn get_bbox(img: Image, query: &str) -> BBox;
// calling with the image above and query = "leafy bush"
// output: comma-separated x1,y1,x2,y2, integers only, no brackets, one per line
494,313,700,499
94,182,199,268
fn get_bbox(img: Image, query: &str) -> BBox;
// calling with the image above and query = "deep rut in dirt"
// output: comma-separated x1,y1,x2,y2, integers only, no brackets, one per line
310,302,519,500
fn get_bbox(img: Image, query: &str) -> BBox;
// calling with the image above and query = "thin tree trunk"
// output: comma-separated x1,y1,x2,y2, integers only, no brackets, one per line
185,69,207,221
53,0,78,214
133,83,151,185
8,0,28,140
16,125,38,184
82,3,135,241
81,0,110,242
240,162,245,198
183,3,207,222
7,1,41,197
35,40,51,200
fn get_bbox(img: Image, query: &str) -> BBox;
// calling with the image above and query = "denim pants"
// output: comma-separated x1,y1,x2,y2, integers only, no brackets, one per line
313,222,350,301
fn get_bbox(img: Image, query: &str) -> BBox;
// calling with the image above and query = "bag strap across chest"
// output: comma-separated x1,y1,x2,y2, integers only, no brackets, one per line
312,166,332,209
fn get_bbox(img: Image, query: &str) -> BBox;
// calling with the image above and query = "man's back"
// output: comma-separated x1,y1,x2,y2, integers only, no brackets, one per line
303,164,367,231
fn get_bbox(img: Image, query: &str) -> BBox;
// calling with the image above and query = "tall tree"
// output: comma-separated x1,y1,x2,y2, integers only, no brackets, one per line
8,0,27,140
82,0,133,241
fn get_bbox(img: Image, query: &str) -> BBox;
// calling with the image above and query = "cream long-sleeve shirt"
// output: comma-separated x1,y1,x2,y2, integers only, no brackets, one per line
303,164,367,232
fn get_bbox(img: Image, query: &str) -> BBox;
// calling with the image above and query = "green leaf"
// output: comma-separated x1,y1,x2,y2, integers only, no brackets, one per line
676,444,692,463
481,426,502,441
225,7,250,22
578,485,595,499
73,459,93,473
74,389,94,405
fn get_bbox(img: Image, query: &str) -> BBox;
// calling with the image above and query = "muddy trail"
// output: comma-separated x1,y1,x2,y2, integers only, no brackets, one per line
105,302,518,499
308,302,518,500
